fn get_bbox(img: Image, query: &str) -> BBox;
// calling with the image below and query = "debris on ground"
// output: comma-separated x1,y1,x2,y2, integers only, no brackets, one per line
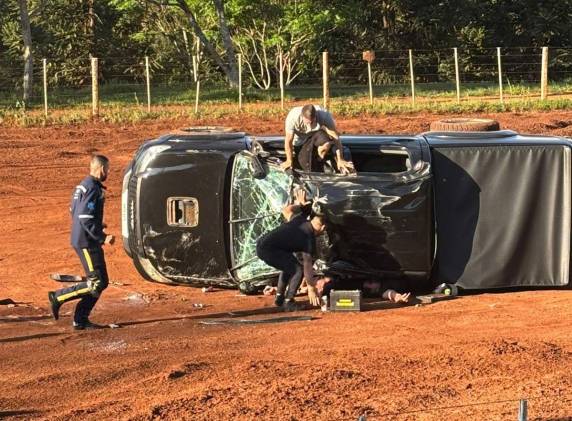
0,298,17,306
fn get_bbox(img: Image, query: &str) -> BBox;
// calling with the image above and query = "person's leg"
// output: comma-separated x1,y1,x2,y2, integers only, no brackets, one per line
257,248,301,306
73,247,109,326
49,247,101,320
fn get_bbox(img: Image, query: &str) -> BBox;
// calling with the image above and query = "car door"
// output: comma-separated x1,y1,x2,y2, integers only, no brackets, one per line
228,151,292,287
300,136,434,280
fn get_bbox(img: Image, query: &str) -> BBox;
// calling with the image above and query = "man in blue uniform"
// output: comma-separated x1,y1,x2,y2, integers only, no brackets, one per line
48,155,114,330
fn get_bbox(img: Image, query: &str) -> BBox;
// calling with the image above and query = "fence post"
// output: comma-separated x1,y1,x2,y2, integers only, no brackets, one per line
195,55,200,114
409,49,415,105
91,57,99,118
238,53,242,110
145,56,151,112
518,399,528,421
541,47,549,100
367,60,373,105
454,47,460,104
42,58,48,118
279,51,285,110
322,51,329,109
497,47,504,104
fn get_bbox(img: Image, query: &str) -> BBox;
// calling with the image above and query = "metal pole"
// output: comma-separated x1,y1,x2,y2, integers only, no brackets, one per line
145,56,151,112
42,58,48,118
541,47,549,100
195,80,200,114
322,51,329,109
194,54,200,114
409,49,415,105
279,51,285,110
91,57,99,118
454,47,460,104
518,399,528,421
497,47,504,104
237,53,242,110
367,61,373,105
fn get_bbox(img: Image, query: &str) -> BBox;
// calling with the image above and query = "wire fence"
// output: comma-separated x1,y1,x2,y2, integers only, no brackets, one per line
2,47,572,116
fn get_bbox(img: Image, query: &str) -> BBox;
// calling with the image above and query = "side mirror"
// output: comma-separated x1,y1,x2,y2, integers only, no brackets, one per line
244,151,266,179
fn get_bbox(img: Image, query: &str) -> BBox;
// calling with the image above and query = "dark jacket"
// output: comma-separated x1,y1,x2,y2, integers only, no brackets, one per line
70,175,106,248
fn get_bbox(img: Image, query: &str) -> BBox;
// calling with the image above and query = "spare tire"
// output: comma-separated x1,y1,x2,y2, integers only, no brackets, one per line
430,118,500,132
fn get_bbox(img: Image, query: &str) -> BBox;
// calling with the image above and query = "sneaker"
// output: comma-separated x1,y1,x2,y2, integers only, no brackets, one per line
274,293,285,307
73,320,105,330
48,291,60,321
283,299,302,312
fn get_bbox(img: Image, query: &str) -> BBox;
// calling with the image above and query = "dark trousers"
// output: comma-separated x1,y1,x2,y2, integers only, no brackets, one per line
257,247,303,300
54,246,109,324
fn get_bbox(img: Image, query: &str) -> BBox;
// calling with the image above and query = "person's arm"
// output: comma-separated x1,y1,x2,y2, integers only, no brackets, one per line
382,289,411,303
301,252,315,293
281,188,310,221
321,123,354,175
281,130,295,170
305,275,321,306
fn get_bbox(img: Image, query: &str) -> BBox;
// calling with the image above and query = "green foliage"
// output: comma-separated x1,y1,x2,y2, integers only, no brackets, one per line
3,0,572,95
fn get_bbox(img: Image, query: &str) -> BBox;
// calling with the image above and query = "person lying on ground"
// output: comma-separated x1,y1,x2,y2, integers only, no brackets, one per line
309,275,412,306
256,189,327,311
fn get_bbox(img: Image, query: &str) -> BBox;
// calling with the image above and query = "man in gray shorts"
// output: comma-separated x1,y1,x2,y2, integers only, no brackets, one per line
281,104,354,174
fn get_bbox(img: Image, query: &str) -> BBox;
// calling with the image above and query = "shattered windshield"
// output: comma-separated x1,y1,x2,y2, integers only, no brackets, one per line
230,153,291,281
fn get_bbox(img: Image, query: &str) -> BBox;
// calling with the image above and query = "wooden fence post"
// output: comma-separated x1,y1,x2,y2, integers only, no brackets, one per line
91,57,99,118
541,47,549,100
454,47,460,104
145,56,151,112
409,49,415,105
322,51,329,109
237,53,242,110
367,61,373,105
279,51,285,110
42,58,48,118
362,50,375,105
497,47,504,104
195,55,200,114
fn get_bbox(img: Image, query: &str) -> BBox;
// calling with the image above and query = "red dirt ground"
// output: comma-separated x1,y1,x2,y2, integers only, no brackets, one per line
2,111,572,420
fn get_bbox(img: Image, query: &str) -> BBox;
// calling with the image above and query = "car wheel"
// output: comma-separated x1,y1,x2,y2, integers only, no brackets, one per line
238,281,260,295
430,118,500,132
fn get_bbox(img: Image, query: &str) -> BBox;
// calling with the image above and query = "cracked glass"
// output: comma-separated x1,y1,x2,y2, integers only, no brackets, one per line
230,154,292,281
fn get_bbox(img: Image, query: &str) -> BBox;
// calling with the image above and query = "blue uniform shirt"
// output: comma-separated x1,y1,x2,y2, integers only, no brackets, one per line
70,175,106,248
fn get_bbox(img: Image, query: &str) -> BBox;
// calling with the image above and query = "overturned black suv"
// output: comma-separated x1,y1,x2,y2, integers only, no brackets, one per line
122,124,572,293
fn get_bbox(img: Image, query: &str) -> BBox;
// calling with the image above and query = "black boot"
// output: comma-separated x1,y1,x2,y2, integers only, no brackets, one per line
48,291,61,321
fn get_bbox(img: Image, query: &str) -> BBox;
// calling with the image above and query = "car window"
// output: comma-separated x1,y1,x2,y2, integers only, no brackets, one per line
347,139,420,174
230,153,291,281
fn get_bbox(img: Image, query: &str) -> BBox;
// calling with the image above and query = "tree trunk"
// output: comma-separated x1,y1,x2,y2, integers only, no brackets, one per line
176,0,239,87
87,0,95,56
18,0,33,106
212,0,238,86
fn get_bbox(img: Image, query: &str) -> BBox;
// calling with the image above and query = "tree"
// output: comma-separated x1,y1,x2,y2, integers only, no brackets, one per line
175,0,238,86
17,0,33,106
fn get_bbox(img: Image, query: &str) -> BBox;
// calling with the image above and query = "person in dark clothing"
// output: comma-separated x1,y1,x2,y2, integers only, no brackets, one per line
295,130,338,173
316,273,411,303
48,155,114,330
256,189,326,311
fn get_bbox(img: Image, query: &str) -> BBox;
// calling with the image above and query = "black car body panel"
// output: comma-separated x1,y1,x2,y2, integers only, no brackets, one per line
426,132,572,289
122,129,572,291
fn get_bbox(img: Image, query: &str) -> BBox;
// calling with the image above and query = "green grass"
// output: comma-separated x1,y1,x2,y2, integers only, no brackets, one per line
2,80,572,127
